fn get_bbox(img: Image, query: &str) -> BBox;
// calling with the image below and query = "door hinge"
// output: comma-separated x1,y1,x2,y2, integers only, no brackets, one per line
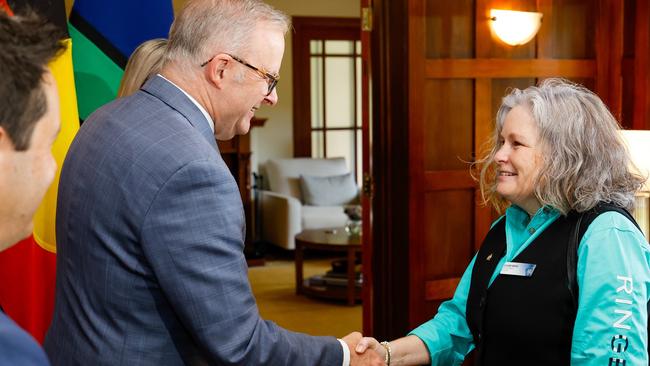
362,173,373,197
362,7,373,32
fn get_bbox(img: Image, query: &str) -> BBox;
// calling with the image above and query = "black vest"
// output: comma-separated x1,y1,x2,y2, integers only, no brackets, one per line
466,213,579,365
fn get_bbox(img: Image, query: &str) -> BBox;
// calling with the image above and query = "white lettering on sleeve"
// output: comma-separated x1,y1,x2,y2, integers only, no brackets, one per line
613,310,632,330
616,276,633,294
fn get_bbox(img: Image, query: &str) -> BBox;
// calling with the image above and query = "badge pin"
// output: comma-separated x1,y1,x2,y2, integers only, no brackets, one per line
486,253,493,261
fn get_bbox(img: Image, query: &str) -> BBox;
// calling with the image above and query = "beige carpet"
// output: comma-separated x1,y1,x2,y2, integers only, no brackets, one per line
248,258,362,338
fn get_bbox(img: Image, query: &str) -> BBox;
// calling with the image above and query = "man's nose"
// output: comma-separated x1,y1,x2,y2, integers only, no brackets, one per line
264,87,278,105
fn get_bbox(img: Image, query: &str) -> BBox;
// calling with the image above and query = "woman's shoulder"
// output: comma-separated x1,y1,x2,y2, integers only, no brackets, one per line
587,210,644,235
582,210,649,253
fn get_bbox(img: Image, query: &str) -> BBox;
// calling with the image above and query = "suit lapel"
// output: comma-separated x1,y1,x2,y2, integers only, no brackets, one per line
141,75,219,151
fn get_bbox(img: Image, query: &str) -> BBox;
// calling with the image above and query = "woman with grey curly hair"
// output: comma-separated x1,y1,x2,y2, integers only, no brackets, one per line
356,78,649,365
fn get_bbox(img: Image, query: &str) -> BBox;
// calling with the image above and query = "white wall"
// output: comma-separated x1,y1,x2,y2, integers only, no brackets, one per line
251,0,360,174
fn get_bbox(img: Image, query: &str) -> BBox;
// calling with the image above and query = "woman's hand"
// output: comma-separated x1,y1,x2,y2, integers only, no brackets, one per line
355,335,432,366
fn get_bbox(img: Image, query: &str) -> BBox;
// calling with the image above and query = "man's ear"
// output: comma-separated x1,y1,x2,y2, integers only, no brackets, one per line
0,126,16,152
204,54,230,90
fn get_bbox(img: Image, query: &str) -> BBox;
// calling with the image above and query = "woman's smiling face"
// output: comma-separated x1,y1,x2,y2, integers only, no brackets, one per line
494,105,544,215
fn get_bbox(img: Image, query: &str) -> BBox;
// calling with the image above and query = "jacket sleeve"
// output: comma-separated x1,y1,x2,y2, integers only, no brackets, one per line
571,211,650,365
139,159,342,366
409,255,477,365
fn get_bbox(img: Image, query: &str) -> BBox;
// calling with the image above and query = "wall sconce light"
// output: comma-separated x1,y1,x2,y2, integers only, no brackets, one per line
620,130,650,238
490,9,543,46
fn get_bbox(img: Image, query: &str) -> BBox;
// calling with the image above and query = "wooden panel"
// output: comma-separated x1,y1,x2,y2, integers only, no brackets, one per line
421,189,474,323
622,0,635,128
423,190,475,281
611,0,625,121
424,170,476,191
633,0,650,129
536,0,554,58
474,78,492,154
547,0,596,59
474,199,493,251
490,78,536,119
425,59,596,78
425,277,461,301
475,0,491,57
408,0,428,332
474,78,495,253
622,57,635,127
624,0,637,58
424,0,474,58
424,79,474,170
595,0,624,119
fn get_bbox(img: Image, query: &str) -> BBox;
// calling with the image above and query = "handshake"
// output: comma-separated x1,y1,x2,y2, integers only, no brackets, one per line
343,332,388,366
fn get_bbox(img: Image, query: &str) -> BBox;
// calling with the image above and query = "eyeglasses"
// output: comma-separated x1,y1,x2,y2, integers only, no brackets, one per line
200,53,279,96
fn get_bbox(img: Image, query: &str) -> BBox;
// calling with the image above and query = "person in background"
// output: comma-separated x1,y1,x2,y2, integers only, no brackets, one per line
0,10,65,366
117,38,168,97
44,0,383,365
355,78,649,365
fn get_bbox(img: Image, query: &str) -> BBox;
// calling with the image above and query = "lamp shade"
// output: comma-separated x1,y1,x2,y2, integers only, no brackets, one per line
490,9,543,46
620,130,650,191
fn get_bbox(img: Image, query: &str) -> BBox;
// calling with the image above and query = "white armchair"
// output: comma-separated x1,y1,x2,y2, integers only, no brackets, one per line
260,157,355,250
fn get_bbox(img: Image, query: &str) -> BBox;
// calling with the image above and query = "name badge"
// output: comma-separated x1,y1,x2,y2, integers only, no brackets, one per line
500,262,536,277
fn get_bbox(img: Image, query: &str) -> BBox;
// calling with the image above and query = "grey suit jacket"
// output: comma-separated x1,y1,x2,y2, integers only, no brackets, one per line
44,76,343,365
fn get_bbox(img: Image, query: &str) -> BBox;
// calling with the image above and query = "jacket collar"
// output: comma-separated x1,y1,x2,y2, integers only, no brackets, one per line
141,75,218,151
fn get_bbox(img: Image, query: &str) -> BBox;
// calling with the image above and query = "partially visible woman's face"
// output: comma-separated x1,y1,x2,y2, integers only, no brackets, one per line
494,105,544,215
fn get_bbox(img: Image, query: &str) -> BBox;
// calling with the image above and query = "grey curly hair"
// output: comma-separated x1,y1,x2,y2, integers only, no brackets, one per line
476,78,646,215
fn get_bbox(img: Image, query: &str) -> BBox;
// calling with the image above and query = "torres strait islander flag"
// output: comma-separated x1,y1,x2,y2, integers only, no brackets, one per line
68,0,174,119
0,0,79,343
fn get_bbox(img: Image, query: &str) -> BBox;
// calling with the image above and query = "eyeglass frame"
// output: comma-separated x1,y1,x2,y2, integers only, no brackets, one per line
200,53,279,96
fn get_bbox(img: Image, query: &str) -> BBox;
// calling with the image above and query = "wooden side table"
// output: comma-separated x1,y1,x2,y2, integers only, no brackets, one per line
295,228,361,306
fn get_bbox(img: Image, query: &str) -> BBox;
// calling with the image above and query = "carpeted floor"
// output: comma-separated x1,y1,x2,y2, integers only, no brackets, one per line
248,258,362,338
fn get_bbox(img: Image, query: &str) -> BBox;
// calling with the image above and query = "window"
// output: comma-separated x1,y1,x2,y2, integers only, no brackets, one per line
293,18,362,183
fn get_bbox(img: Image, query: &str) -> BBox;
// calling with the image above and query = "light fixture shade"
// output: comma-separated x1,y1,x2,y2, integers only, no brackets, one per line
490,9,543,46
620,130,650,191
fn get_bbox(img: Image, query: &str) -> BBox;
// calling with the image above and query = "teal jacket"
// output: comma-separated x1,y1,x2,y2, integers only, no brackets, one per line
410,205,650,365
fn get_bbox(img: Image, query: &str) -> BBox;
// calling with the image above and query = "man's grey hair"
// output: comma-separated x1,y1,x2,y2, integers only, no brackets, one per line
476,78,646,215
165,0,290,67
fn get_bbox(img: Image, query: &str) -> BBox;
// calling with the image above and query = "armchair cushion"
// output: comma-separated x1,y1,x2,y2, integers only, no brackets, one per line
302,206,348,229
261,157,353,250
266,157,350,201
300,173,358,206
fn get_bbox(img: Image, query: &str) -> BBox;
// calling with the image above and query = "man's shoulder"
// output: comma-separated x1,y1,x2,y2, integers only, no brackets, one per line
84,92,203,149
0,313,49,366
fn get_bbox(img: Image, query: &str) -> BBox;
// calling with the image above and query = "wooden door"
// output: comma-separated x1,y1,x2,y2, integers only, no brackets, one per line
360,0,374,336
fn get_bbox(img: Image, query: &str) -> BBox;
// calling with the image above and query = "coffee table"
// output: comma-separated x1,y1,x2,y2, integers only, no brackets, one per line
295,228,361,306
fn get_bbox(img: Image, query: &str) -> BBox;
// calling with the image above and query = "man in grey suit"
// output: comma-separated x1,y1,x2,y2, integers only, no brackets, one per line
44,0,383,365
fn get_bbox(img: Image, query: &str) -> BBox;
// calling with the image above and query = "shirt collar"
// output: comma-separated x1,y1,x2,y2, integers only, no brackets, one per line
157,74,214,132
506,204,559,228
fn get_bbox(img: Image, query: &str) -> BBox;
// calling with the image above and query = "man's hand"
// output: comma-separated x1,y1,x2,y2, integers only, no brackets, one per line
354,336,383,357
342,332,385,366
